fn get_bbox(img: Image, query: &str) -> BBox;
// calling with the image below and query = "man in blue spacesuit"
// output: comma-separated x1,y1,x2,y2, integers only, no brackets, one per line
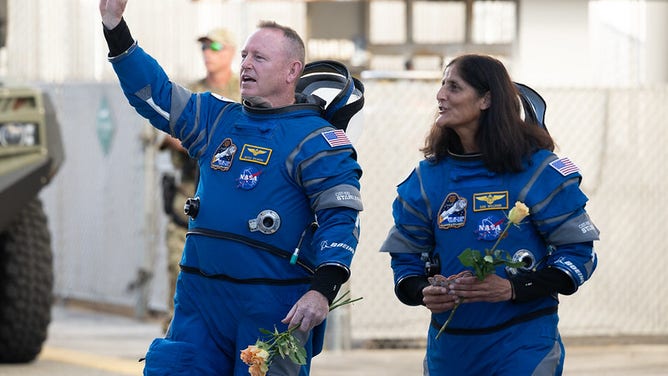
380,54,599,375
99,1,363,375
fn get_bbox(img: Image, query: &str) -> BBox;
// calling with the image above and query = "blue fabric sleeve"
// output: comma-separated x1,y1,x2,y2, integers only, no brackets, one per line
548,240,598,287
380,167,435,254
523,153,600,288
390,252,428,285
110,44,176,134
312,206,360,271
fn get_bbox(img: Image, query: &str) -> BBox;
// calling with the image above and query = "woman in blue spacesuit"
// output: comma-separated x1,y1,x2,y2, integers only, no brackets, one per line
380,54,599,375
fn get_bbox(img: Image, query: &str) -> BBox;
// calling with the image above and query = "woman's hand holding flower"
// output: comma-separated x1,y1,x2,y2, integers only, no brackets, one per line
422,284,460,314
433,201,529,339
423,271,470,314
446,273,513,303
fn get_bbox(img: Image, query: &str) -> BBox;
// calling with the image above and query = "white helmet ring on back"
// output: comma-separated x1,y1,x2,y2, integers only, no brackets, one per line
296,60,365,144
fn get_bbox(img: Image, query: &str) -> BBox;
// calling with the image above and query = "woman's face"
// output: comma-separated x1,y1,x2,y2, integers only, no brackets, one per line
435,65,489,135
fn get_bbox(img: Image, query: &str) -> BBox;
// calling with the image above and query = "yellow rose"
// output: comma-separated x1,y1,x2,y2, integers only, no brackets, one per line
508,201,529,225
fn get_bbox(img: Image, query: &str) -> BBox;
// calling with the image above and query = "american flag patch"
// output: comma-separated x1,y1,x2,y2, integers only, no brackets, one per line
549,157,580,176
321,129,351,147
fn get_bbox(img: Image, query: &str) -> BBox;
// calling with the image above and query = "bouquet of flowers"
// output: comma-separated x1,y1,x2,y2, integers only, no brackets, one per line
240,291,362,376
432,201,530,339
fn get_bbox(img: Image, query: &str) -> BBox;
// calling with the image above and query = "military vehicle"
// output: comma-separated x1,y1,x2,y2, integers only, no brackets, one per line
0,85,64,363
0,0,65,362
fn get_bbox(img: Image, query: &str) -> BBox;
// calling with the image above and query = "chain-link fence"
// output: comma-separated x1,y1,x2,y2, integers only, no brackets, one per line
40,80,668,344
39,83,170,316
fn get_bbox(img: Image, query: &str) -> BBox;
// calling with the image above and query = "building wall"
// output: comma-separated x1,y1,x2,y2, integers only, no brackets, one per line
516,0,592,86
0,0,306,84
3,1,666,86
516,0,668,86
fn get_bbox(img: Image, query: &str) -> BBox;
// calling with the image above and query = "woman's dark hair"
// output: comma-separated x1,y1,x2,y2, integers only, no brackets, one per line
421,54,554,173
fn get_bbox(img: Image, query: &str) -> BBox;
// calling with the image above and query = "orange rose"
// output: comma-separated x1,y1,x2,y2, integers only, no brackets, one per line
248,362,269,376
240,291,361,372
240,345,269,370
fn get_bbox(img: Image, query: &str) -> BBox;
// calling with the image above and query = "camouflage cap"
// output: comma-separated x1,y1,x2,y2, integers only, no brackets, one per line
197,28,236,48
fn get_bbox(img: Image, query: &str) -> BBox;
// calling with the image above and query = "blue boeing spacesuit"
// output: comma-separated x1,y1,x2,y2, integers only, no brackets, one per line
107,35,363,374
381,149,599,375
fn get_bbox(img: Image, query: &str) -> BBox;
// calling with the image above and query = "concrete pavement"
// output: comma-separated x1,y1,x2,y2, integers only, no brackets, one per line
4,303,665,376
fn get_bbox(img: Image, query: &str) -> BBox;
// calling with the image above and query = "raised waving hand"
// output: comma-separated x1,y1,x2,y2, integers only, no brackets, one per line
99,0,128,29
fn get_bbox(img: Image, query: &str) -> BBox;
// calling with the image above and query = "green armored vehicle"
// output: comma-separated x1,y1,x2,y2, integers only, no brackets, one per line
0,86,64,363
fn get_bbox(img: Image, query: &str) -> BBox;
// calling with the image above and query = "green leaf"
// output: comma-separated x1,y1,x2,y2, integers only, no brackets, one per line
278,341,290,357
458,248,479,267
472,262,483,279
289,346,308,365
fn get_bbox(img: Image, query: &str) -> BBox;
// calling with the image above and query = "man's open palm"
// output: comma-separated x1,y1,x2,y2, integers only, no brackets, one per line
99,0,127,29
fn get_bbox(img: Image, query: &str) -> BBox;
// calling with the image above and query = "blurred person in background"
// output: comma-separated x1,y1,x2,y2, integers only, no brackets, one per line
99,0,363,375
158,27,240,333
380,54,599,375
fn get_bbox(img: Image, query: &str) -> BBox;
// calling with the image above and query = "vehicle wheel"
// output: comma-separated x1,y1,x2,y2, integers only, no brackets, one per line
0,198,53,363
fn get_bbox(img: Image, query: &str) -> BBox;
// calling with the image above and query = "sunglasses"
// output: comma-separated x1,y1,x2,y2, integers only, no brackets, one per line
201,41,224,52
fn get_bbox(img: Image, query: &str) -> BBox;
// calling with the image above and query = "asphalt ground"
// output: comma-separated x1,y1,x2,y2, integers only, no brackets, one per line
1,303,666,376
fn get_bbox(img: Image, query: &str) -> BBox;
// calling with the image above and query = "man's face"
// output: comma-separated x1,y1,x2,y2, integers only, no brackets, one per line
239,28,298,107
201,40,235,74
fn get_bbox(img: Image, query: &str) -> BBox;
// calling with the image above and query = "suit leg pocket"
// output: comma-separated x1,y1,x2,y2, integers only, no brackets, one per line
143,338,197,375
